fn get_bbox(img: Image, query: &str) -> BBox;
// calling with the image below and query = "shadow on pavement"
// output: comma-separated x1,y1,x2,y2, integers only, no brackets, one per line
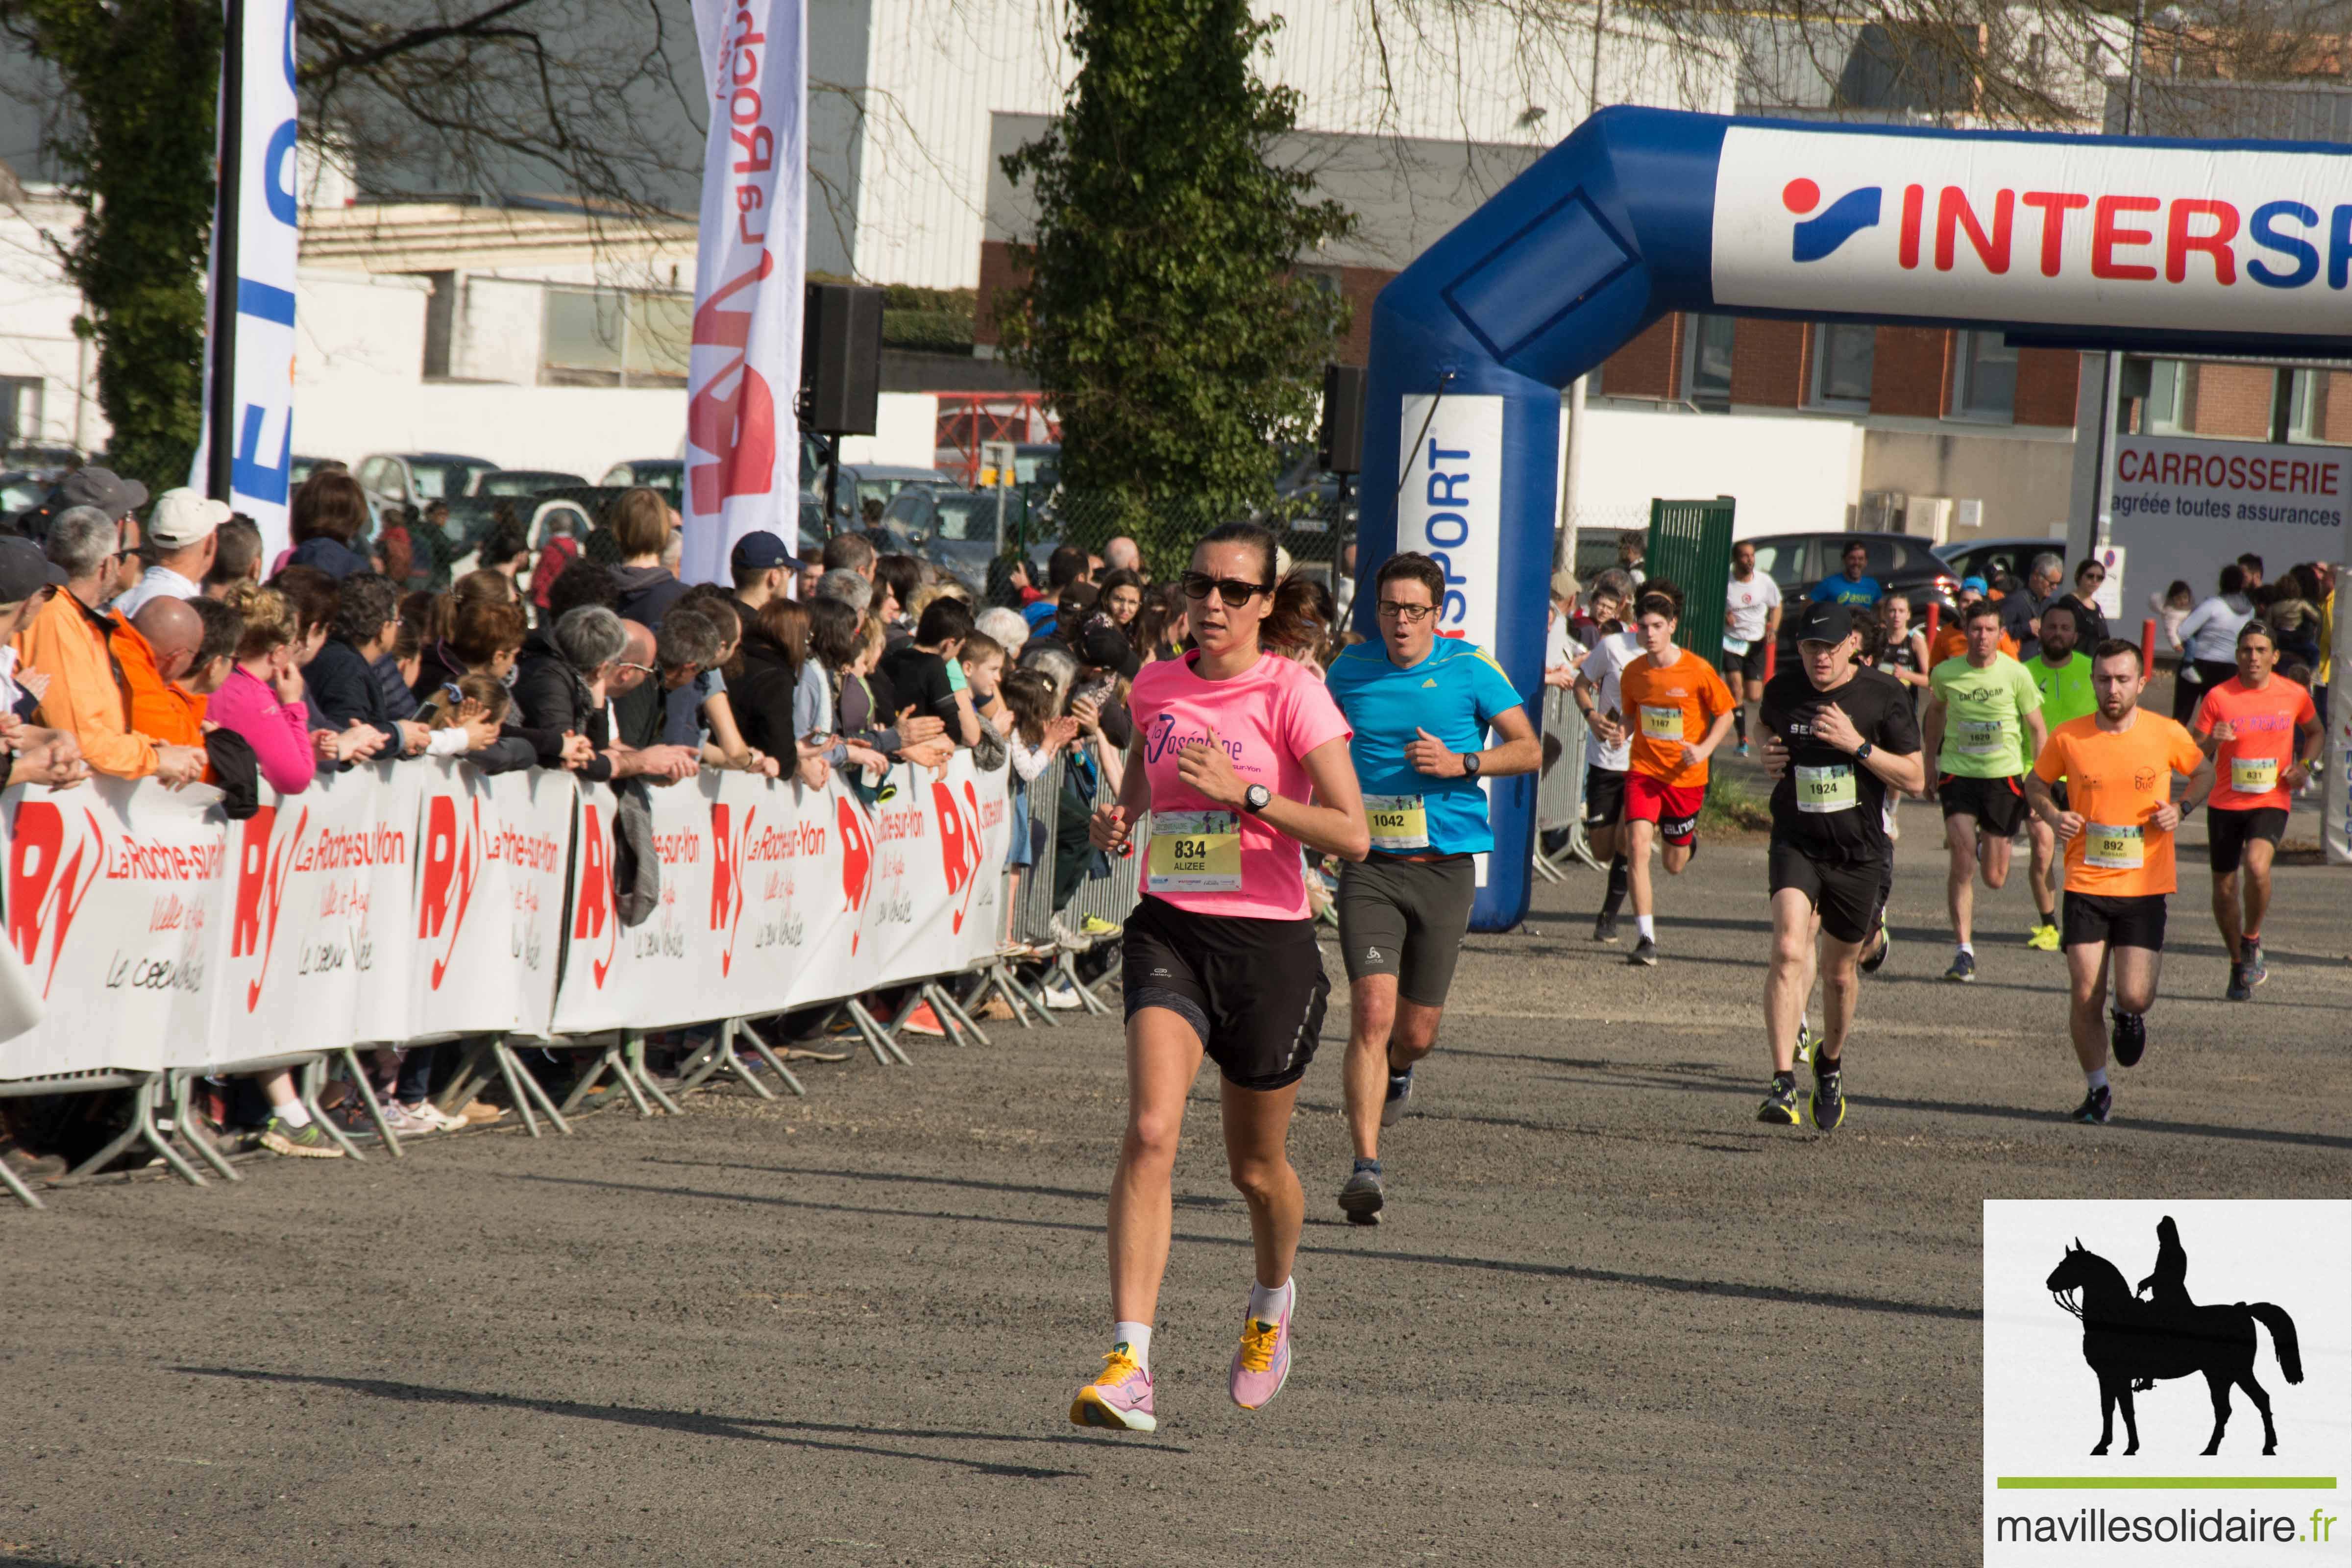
507,1173,1977,1323
169,1367,1135,1476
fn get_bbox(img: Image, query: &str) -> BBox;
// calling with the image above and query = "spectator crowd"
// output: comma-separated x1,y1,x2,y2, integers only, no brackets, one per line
0,464,1361,1187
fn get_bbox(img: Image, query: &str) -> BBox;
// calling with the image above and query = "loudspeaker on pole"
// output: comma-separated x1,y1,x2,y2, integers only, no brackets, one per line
1319,363,1366,476
801,283,885,436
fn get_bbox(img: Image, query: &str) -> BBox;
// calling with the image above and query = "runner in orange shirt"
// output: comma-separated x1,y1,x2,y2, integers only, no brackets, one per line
2025,640,2212,1126
2191,620,2321,1002
1614,584,1737,966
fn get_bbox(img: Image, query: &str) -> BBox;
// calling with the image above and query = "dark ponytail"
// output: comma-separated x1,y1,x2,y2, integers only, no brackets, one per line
1196,519,1324,655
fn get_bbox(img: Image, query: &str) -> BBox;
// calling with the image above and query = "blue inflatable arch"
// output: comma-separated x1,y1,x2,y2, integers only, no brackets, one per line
1359,105,2352,930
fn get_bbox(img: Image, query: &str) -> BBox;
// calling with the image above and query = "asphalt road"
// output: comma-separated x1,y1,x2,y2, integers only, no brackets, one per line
6,796,2347,1567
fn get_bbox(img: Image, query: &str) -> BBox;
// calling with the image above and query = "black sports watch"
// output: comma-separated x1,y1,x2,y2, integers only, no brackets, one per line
1461,750,1482,779
1854,741,1874,763
1242,784,1272,813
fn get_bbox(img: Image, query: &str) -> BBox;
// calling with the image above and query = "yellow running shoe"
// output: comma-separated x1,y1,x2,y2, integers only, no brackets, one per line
2026,921,2060,952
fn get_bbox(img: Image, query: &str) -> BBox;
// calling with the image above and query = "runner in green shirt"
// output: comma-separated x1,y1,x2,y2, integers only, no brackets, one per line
2022,601,2096,952
1921,600,2048,982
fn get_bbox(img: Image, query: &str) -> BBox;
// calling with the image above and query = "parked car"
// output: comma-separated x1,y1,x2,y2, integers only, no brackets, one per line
355,452,500,512
0,469,56,522
1934,536,2069,594
599,459,684,496
1740,530,1959,659
473,468,588,498
824,463,958,530
288,455,343,489
880,485,1060,592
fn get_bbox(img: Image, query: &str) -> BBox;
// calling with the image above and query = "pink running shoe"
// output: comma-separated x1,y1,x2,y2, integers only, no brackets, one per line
1228,1285,1295,1410
1069,1347,1157,1433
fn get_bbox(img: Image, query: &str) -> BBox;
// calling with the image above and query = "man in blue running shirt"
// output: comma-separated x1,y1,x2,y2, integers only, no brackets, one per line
1323,551,1540,1224
1808,540,1884,610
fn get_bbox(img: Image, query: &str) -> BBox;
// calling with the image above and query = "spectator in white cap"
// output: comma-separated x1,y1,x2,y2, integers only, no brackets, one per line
115,488,230,617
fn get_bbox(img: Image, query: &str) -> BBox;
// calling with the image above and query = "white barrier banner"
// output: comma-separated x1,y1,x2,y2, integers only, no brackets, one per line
858,759,1012,990
0,755,1017,1078
2329,587,2352,867
411,761,575,1039
2,780,229,1077
200,766,418,1066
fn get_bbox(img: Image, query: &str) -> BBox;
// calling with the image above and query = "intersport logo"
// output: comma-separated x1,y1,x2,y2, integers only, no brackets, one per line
1715,127,2352,336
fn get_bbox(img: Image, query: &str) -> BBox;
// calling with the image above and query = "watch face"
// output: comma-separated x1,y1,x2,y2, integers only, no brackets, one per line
1247,784,1271,810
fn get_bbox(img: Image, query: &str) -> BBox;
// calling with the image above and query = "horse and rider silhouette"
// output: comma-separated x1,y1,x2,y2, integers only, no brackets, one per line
2045,1217,2304,1457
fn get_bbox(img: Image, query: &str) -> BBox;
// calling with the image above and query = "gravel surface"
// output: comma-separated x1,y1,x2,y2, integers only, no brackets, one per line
6,804,2346,1567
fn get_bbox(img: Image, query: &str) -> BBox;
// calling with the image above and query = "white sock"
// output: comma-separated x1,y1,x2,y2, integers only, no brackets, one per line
2085,1068,2109,1093
1111,1321,1152,1374
1957,941,1974,956
273,1099,312,1128
1636,914,1656,941
1247,1278,1292,1325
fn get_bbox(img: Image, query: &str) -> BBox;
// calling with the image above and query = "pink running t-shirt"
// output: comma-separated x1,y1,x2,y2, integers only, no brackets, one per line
1129,649,1352,920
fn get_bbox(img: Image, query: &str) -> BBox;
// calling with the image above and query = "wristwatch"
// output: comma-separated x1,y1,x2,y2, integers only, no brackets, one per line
1854,741,1874,763
1461,750,1482,778
1242,784,1272,814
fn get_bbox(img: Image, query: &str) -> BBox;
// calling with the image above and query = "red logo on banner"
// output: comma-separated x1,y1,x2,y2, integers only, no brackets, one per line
417,794,481,990
835,794,874,953
231,805,302,1011
572,802,617,987
931,778,985,934
710,800,752,976
687,253,777,513
7,801,101,997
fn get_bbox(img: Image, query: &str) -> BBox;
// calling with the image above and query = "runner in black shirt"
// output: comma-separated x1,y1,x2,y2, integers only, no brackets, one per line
1756,602,1924,1131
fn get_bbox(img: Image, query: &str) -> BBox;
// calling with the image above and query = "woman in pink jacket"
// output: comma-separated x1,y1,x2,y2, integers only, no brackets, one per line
207,582,346,1156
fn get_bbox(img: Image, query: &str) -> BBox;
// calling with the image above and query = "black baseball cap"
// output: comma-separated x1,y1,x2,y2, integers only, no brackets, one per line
54,466,148,519
0,536,67,603
1794,601,1857,644
1078,622,1141,680
730,529,791,571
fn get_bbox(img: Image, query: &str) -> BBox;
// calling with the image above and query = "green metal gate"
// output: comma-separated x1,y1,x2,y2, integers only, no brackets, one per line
1644,497,1737,668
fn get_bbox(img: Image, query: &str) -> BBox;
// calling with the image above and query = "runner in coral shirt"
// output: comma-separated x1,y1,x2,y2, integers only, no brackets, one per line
2190,620,2322,1001
1612,582,1736,967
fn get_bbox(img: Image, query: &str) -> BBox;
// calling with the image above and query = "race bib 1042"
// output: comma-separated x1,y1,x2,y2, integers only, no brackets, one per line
1364,794,1429,851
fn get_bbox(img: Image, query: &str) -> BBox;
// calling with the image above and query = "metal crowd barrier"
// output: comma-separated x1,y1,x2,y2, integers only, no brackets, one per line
1534,686,1599,879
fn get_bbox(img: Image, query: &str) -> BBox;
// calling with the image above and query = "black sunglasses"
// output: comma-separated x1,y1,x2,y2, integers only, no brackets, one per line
1180,572,1271,605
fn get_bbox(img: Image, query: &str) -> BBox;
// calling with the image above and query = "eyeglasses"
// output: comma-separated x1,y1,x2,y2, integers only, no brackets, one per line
617,662,657,678
1181,572,1270,605
1375,600,1435,623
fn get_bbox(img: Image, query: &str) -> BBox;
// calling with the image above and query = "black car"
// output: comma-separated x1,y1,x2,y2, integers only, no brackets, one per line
1742,530,1959,659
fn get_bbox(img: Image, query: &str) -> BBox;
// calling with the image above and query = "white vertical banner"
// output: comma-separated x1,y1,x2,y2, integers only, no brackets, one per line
1396,392,1506,886
191,0,301,561
682,0,806,585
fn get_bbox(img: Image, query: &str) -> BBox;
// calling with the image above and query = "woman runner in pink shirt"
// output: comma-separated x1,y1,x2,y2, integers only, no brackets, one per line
1069,521,1369,1433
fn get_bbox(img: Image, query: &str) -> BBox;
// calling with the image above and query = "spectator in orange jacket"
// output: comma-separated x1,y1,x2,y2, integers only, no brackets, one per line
12,506,206,786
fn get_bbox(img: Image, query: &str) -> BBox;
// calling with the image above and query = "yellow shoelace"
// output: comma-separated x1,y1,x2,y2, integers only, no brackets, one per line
1095,1348,1141,1387
1237,1318,1279,1374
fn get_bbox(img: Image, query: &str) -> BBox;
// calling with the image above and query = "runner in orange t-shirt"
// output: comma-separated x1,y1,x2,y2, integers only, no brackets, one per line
2190,620,2321,1001
2025,640,2212,1126
1613,584,1736,967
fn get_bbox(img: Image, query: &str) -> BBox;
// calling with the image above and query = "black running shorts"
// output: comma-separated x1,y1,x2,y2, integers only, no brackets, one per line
1122,895,1329,1092
1720,642,1767,683
2061,890,2168,953
1337,852,1477,1006
1937,771,2029,836
2206,806,2288,875
1767,839,1887,946
1583,764,1626,828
